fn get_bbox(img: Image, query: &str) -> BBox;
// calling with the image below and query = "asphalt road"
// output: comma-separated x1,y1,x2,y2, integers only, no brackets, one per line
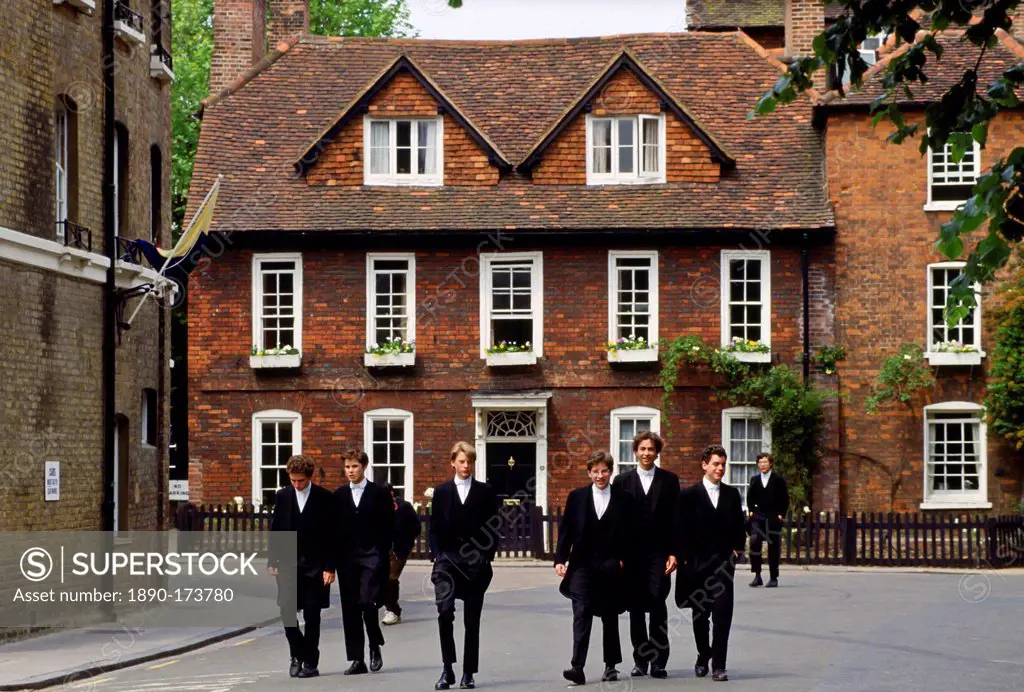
44,565,1024,692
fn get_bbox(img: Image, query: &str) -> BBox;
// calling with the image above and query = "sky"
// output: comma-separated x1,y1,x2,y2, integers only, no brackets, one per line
406,0,689,40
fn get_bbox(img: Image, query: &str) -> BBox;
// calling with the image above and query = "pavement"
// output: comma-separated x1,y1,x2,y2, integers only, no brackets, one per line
0,563,1021,691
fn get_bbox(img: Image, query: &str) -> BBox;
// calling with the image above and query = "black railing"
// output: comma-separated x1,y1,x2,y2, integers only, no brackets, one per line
58,220,92,252
114,0,144,35
116,236,143,264
151,42,173,72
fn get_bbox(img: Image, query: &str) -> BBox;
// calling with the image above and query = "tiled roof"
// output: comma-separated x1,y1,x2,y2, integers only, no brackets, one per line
189,33,833,233
687,0,845,29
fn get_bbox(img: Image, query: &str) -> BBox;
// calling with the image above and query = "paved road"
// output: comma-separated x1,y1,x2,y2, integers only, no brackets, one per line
43,566,1024,691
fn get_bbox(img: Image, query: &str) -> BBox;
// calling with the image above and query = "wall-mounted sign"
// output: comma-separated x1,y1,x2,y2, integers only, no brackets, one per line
45,461,60,501
169,480,189,501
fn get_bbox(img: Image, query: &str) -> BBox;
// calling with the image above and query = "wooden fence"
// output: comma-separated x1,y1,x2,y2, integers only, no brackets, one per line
175,503,1024,569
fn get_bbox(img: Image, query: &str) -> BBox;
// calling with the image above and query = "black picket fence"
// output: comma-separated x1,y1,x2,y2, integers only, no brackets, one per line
175,503,1024,569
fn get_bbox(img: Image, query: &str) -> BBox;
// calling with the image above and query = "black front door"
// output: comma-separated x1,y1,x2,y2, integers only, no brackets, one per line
486,442,536,509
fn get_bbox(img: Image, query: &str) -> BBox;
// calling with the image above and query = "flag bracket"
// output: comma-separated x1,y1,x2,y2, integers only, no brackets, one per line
113,283,158,343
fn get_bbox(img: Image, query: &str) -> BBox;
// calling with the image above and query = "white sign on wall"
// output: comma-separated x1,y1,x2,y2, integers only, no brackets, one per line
44,461,60,501
169,480,189,502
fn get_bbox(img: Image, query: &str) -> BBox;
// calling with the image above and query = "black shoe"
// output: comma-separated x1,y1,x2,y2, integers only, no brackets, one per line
562,667,586,685
713,668,729,682
435,668,456,690
459,673,475,689
369,646,383,672
695,659,710,678
602,666,618,682
749,574,763,587
766,578,779,588
296,662,319,678
631,664,648,677
651,665,668,679
344,660,368,675
289,657,301,677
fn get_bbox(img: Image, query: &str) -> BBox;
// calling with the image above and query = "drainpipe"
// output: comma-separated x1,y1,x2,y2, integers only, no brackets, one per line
801,233,811,383
102,0,116,533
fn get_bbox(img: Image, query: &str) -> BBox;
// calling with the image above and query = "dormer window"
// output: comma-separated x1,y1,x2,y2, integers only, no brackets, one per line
586,114,665,185
364,117,443,186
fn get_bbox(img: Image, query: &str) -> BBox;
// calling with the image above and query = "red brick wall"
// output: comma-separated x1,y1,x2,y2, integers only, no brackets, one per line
211,0,267,96
532,67,721,185
307,71,500,187
785,0,825,58
267,0,307,48
826,110,1024,513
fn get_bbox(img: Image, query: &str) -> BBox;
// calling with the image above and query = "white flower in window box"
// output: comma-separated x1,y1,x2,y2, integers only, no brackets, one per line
249,344,302,369
485,341,537,366
364,337,416,367
722,337,771,363
926,340,983,366
607,335,659,363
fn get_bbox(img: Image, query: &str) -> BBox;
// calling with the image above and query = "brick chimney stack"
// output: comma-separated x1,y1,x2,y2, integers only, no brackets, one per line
209,0,267,96
268,0,309,49
785,0,825,58
1012,7,1024,40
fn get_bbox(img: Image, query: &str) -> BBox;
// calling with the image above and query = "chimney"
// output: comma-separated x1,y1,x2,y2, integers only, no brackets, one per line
210,0,267,96
785,0,825,58
1012,8,1024,40
267,0,309,48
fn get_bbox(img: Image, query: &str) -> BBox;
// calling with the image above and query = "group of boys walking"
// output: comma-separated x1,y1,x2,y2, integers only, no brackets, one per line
267,433,787,688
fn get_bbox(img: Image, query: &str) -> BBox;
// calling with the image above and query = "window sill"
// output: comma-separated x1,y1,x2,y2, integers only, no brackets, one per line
926,351,984,366
364,177,443,188
364,352,415,368
249,354,301,369
923,201,965,212
607,348,658,363
113,21,145,46
920,500,992,511
54,0,95,12
727,351,771,363
586,177,666,186
485,351,538,367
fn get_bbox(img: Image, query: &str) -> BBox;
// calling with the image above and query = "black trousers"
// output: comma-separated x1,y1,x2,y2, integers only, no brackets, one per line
571,599,622,669
381,553,407,615
690,566,735,671
627,552,670,668
283,605,322,667
340,553,385,662
434,558,492,674
749,516,782,579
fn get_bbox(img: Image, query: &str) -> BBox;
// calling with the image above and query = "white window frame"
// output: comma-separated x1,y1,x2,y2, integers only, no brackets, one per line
722,406,772,510
585,113,666,185
251,253,303,353
921,401,990,510
140,388,156,447
608,250,659,349
364,408,415,502
251,409,302,506
720,250,771,348
112,128,120,237
926,262,983,362
609,406,661,478
479,251,544,358
925,138,981,211
366,253,416,349
363,116,444,187
55,108,68,241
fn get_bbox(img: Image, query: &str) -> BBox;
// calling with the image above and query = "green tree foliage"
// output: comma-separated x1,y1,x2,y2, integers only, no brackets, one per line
754,1,1024,325
986,263,1024,449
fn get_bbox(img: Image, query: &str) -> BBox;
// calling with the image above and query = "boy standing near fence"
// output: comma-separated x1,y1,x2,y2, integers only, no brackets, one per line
746,453,789,588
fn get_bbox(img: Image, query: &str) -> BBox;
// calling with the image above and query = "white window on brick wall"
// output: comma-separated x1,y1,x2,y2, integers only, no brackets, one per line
720,250,771,348
608,250,658,347
251,410,302,507
586,114,665,185
722,406,771,510
480,252,544,356
252,253,302,353
922,402,990,509
364,408,414,502
364,117,443,186
141,388,157,446
610,406,660,477
926,138,980,211
366,253,415,349
927,262,982,353
55,107,68,241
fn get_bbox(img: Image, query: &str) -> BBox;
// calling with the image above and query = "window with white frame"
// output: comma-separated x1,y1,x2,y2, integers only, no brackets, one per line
55,106,68,240
364,117,443,186
365,409,414,501
608,251,658,346
720,250,771,347
587,114,665,184
927,137,980,208
141,388,157,446
252,254,302,352
252,410,302,507
927,263,981,353
480,252,543,355
610,406,661,477
924,403,987,507
367,254,415,348
722,407,771,509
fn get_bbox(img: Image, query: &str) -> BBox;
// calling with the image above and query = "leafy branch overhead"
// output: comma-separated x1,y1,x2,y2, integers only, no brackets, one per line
754,0,1024,327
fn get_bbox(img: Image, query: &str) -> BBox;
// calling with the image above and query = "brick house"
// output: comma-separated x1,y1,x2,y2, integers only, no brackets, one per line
0,0,174,530
187,0,1024,515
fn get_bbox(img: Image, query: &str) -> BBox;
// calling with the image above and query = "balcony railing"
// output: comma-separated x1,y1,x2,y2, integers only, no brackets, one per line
58,220,92,252
113,0,145,44
150,42,174,82
116,236,143,265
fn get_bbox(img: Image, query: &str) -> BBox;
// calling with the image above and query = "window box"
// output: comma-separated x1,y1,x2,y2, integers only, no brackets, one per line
926,351,984,366
486,351,537,367
252,253,302,361
249,353,301,369
927,263,982,361
730,351,771,364
607,347,658,363
480,252,544,359
113,1,145,45
366,254,416,357
54,0,96,12
720,250,771,358
150,44,174,82
364,351,415,368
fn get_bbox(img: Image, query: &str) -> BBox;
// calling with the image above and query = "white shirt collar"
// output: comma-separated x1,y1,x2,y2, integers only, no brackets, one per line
703,476,720,493
297,484,312,498
454,476,472,487
351,478,367,491
592,484,611,496
637,465,656,479
761,470,771,481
